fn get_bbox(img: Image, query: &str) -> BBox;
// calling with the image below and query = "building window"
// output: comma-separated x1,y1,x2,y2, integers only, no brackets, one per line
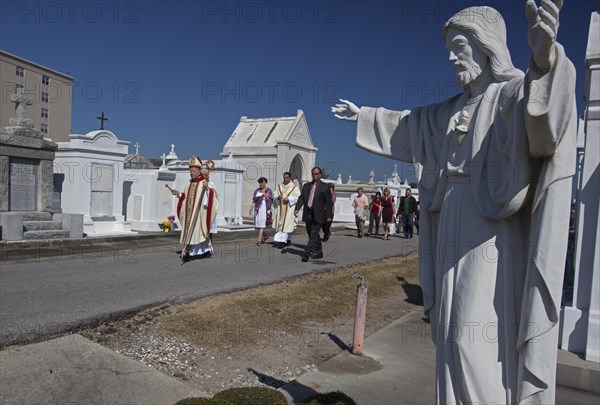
41,123,48,134
16,66,24,77
42,75,49,85
16,84,24,93
41,92,49,102
41,108,49,118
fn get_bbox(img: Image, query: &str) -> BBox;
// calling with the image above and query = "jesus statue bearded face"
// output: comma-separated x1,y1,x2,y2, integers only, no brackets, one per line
445,27,488,88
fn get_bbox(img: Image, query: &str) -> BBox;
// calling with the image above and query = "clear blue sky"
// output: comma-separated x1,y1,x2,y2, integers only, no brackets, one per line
1,0,597,181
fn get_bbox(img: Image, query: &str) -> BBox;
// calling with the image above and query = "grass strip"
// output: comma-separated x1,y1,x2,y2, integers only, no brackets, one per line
157,254,419,346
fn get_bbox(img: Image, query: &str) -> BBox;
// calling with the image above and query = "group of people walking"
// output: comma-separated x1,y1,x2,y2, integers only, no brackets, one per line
171,158,417,264
250,167,335,262
252,169,419,263
249,172,302,249
354,187,419,240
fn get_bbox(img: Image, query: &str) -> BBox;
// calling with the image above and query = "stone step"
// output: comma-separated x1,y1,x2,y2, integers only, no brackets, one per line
21,212,53,221
23,221,63,231
23,230,70,240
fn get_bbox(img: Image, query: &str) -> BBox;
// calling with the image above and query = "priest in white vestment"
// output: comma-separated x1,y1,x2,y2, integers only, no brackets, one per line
332,2,576,404
272,171,301,248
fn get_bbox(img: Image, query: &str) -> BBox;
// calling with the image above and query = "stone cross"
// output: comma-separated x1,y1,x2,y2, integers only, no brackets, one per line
161,153,166,167
97,112,108,130
11,88,33,119
368,170,375,184
167,143,178,159
392,164,399,184
9,88,34,128
134,142,140,154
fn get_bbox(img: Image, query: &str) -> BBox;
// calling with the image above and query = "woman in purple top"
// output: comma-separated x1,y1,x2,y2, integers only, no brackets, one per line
250,177,273,245
380,188,395,240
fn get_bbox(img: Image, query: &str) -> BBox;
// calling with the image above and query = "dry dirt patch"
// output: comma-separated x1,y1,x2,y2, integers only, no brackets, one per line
81,253,422,395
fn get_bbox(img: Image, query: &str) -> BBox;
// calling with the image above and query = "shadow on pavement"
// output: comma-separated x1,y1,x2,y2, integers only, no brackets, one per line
398,276,424,306
247,367,318,403
322,332,351,352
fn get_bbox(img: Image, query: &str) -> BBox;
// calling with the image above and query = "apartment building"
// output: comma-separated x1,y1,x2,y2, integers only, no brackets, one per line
0,50,73,142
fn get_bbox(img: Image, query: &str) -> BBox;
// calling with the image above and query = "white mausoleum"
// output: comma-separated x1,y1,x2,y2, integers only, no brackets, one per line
54,130,134,235
221,110,317,217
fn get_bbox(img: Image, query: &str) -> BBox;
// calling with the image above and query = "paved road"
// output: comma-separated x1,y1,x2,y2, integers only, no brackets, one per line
0,229,419,346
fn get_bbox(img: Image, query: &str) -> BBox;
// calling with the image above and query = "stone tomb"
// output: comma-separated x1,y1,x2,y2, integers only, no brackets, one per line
221,110,317,218
560,12,600,364
122,151,246,232
122,163,177,232
168,155,248,231
0,90,82,240
1,132,55,214
54,130,135,236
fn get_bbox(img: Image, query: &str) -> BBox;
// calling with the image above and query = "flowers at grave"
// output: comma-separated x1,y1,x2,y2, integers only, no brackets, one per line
162,215,176,232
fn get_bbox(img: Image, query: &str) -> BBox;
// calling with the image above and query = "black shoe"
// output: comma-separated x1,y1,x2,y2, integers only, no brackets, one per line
301,253,310,262
310,251,324,259
322,236,329,242
286,240,292,246
277,242,285,249
358,235,362,238
181,253,190,263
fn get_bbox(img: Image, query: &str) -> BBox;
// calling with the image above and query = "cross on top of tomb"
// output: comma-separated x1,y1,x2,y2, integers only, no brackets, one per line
167,144,178,160
97,112,108,130
11,87,34,119
8,87,35,129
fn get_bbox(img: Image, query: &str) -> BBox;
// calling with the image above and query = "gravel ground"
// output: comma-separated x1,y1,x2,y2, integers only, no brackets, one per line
80,290,420,396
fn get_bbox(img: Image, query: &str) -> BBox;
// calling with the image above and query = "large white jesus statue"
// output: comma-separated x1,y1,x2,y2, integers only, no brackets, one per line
332,1,576,404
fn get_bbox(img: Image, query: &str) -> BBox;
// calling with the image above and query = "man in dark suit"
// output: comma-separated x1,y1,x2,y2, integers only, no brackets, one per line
294,167,333,262
399,188,418,238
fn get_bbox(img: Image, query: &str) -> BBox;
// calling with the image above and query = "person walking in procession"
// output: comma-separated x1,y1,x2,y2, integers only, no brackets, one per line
352,187,369,238
250,177,273,246
366,191,382,236
294,167,333,262
380,188,396,240
273,172,300,248
170,157,219,262
399,188,418,238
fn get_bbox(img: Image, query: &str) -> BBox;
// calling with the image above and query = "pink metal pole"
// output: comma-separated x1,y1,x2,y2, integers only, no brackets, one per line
352,274,368,355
